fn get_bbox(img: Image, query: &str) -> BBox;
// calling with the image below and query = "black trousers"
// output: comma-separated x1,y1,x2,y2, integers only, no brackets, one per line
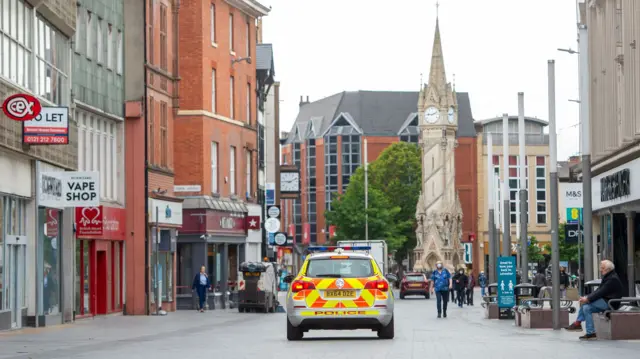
436,290,449,314
456,288,465,306
466,288,474,305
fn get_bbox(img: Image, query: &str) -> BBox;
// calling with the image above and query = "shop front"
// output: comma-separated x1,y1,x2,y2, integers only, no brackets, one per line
177,197,248,309
148,198,182,313
592,157,640,296
74,206,126,318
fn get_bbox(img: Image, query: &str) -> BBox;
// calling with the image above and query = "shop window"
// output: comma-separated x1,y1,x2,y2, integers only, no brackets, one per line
39,208,61,316
75,240,92,316
114,242,121,309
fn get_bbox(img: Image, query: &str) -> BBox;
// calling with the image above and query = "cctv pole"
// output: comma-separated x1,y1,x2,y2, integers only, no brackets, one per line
155,206,160,316
487,133,496,282
518,93,529,282
579,24,594,283
502,114,511,258
548,60,561,330
364,138,369,241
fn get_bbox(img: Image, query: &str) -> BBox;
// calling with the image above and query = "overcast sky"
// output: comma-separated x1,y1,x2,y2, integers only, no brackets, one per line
262,0,581,161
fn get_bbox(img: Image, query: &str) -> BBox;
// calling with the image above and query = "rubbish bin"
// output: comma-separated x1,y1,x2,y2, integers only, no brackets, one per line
514,283,536,306
487,283,498,297
584,279,602,296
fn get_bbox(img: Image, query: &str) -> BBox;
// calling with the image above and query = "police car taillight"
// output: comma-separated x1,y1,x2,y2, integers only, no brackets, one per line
291,280,316,293
364,279,389,292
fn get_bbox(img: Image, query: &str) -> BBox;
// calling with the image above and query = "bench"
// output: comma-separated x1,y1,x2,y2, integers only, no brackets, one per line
515,295,576,329
593,297,640,340
481,295,499,319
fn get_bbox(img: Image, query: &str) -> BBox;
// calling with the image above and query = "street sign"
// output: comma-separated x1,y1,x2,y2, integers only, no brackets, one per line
566,207,582,224
267,205,280,218
274,232,287,246
268,232,275,245
497,256,516,308
463,243,472,264
264,217,280,233
265,183,275,206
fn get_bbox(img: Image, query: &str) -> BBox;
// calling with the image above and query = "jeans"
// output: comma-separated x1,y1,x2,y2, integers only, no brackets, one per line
436,290,449,314
481,286,486,297
196,287,207,310
577,298,608,334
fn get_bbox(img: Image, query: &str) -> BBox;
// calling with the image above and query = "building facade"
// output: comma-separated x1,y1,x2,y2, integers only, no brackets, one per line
173,0,269,307
280,90,475,250
123,0,182,315
0,0,77,330
475,116,551,277
72,0,126,319
581,0,639,295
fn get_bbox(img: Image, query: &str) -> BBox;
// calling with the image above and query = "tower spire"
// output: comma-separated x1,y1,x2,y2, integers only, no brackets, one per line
428,5,448,95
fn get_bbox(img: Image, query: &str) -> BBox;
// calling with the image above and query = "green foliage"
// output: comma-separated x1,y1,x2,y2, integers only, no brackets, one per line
325,142,422,257
543,223,582,262
527,236,545,263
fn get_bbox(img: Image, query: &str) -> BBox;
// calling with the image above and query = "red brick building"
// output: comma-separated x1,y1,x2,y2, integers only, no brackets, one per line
280,91,477,250
173,0,270,304
124,0,183,315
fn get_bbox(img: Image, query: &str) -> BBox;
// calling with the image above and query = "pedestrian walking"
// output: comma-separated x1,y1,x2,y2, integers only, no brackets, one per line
452,268,468,307
479,271,487,297
533,267,548,298
429,261,452,318
559,266,570,298
192,266,211,312
466,273,476,305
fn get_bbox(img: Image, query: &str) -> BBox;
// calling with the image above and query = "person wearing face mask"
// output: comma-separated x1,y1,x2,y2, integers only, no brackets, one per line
429,261,453,318
452,268,468,308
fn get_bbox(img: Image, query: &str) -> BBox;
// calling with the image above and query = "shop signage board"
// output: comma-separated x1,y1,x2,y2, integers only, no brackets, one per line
148,198,183,226
2,93,42,121
592,159,637,211
75,206,126,240
22,107,70,145
39,171,100,208
497,256,516,308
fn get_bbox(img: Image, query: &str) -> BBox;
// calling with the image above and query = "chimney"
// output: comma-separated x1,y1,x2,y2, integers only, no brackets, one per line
299,95,310,107
256,18,263,44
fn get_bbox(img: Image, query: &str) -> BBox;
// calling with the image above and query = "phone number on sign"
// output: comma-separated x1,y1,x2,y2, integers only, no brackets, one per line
23,136,68,144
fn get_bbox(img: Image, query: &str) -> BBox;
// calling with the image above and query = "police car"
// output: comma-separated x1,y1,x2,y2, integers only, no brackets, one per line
283,246,395,340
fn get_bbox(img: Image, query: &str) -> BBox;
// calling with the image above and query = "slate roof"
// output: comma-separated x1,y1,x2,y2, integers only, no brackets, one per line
284,90,475,143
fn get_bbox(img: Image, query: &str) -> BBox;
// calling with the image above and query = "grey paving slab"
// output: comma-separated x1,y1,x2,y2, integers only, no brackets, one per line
0,289,638,359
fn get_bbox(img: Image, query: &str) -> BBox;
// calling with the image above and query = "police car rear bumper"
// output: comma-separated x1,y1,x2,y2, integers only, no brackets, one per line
287,307,393,328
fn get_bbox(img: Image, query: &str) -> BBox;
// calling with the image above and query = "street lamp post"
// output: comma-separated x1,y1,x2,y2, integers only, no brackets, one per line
548,60,561,330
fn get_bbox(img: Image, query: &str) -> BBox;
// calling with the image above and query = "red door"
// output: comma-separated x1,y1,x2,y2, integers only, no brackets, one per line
96,251,108,315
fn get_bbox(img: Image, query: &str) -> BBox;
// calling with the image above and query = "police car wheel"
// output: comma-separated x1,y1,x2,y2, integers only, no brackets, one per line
377,316,394,339
287,318,303,341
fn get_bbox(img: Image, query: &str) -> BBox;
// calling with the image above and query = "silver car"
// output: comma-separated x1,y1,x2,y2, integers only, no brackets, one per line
283,246,395,340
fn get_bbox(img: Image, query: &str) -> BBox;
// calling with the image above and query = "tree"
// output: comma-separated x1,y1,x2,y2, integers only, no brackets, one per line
527,237,545,264
325,142,422,257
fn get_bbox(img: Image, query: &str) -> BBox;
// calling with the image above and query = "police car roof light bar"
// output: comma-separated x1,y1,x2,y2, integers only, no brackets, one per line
307,246,372,252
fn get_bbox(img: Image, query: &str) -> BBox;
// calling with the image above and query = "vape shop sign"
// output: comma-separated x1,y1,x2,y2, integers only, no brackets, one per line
39,171,100,208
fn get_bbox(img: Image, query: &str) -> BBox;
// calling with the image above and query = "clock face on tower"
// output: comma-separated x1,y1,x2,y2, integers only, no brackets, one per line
448,106,455,123
424,106,439,124
280,171,300,193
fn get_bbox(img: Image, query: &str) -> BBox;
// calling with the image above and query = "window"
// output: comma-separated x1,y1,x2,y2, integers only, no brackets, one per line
110,123,117,199
75,6,82,53
160,4,167,70
149,97,155,164
211,142,218,193
230,76,235,118
508,156,528,224
306,258,373,278
246,83,251,124
341,135,361,191
246,150,251,197
210,4,216,44
86,10,93,59
160,101,168,167
97,18,103,64
535,156,546,224
116,30,123,74
35,17,70,105
307,139,317,243
230,146,236,194
211,68,216,112
229,13,234,52
107,23,113,69
245,20,250,56
148,0,154,64
0,0,32,89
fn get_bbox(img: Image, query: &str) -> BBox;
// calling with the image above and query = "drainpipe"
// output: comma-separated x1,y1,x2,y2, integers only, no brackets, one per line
143,0,150,316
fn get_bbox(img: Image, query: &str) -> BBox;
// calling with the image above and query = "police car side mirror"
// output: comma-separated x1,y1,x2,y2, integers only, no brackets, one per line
283,275,294,283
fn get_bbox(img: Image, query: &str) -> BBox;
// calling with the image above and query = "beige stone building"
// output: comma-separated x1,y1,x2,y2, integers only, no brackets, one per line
475,116,551,275
579,0,640,293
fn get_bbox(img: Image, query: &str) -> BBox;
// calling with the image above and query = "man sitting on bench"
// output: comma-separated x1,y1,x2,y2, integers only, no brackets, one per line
564,260,624,340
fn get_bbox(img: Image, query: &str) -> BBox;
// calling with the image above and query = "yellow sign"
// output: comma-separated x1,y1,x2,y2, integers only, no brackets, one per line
570,208,579,220
300,310,379,316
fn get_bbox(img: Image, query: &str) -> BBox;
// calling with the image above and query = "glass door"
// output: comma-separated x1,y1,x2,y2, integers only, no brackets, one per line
5,238,26,329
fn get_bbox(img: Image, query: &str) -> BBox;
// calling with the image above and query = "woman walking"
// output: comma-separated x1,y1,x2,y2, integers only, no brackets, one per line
192,266,211,312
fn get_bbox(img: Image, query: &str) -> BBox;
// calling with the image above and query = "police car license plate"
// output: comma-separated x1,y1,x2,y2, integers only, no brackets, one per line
410,283,422,287
325,290,356,298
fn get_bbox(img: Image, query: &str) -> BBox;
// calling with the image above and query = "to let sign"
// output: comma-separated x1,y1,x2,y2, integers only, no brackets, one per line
22,107,70,145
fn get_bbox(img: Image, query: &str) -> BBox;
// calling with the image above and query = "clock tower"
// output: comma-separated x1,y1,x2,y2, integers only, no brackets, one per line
414,13,464,273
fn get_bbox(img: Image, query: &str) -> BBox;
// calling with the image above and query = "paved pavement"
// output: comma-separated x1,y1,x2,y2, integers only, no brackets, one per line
0,289,638,359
